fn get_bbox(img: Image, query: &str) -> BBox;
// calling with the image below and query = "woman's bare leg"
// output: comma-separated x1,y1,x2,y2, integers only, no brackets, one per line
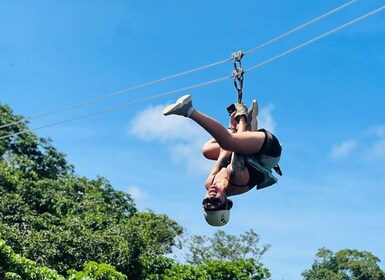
189,110,265,155
163,94,265,155
202,138,220,160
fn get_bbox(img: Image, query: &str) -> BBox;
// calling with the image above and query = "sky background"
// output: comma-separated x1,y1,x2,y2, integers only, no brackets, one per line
1,1,385,279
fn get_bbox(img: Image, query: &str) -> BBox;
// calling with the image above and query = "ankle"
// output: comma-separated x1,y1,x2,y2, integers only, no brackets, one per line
186,107,195,117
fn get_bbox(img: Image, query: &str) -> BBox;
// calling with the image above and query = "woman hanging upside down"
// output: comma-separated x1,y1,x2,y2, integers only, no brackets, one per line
163,94,282,226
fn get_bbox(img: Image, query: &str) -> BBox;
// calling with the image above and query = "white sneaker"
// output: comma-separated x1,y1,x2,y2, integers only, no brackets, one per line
163,94,194,117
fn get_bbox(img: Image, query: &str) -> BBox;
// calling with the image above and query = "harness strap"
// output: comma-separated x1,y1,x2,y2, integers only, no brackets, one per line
273,164,283,176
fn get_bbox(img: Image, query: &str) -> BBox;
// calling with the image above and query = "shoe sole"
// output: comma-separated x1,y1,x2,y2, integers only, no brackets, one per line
163,94,191,116
251,100,258,117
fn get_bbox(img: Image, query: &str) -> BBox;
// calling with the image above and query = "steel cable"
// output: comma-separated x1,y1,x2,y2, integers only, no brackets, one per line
0,0,358,130
2,3,384,140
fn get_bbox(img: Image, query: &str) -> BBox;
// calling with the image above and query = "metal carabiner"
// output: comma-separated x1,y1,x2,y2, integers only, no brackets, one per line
232,68,244,103
231,50,245,103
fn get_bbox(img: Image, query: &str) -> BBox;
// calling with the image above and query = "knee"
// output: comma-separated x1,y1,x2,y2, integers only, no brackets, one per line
202,141,220,160
218,137,235,152
202,148,218,160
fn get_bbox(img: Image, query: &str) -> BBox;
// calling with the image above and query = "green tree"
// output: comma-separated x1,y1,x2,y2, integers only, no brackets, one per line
0,167,183,277
67,261,127,280
1,236,127,280
302,248,385,280
0,103,184,278
0,103,73,180
162,259,270,280
107,211,183,279
185,229,270,265
0,237,65,280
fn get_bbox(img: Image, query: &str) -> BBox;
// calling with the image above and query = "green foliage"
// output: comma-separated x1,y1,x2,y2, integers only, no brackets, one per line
302,248,385,280
162,259,270,280
104,211,183,279
0,238,65,280
136,230,271,280
0,166,138,274
185,229,270,265
0,103,73,180
0,103,184,278
0,167,183,277
201,259,271,280
1,237,127,280
163,263,206,280
139,255,176,280
67,261,127,280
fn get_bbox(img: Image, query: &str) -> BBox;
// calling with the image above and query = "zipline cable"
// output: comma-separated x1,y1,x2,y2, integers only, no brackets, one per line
246,4,385,73
0,0,357,130
244,0,358,56
0,58,230,130
1,3,384,141
0,76,232,139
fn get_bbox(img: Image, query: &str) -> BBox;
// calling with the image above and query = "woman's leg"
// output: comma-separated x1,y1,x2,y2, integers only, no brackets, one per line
189,110,265,155
162,94,265,155
202,100,259,159
202,138,220,160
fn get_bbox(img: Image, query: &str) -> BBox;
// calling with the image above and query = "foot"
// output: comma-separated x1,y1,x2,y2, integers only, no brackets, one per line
247,100,258,131
163,94,194,117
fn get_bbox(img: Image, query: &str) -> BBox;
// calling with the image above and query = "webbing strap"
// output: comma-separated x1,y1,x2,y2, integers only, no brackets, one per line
273,164,283,176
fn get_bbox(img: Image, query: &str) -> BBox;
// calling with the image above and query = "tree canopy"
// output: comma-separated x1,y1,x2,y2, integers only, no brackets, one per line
185,229,270,265
302,248,385,280
0,103,183,278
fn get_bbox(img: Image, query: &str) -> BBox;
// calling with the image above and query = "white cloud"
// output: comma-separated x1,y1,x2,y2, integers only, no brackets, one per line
367,125,385,157
329,140,357,160
129,105,212,174
170,141,214,174
259,104,276,133
127,185,147,201
326,125,385,161
372,140,385,156
130,105,207,143
370,125,385,138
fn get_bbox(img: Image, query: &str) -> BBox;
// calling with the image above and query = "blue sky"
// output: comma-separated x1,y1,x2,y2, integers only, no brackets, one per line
1,1,385,279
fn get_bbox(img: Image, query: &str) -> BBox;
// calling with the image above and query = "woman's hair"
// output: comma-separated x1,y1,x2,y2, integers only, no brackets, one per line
202,197,233,211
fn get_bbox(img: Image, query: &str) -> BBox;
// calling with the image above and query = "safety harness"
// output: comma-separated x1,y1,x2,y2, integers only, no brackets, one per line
231,50,282,178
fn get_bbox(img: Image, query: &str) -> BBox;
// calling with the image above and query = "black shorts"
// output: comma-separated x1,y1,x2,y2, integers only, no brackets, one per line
257,129,282,157
245,129,281,189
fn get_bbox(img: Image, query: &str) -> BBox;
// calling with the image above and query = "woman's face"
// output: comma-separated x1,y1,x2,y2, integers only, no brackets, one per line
204,185,226,205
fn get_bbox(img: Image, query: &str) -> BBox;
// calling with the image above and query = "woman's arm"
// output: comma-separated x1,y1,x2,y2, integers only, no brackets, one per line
205,149,232,187
204,111,239,186
227,116,249,187
202,112,238,160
